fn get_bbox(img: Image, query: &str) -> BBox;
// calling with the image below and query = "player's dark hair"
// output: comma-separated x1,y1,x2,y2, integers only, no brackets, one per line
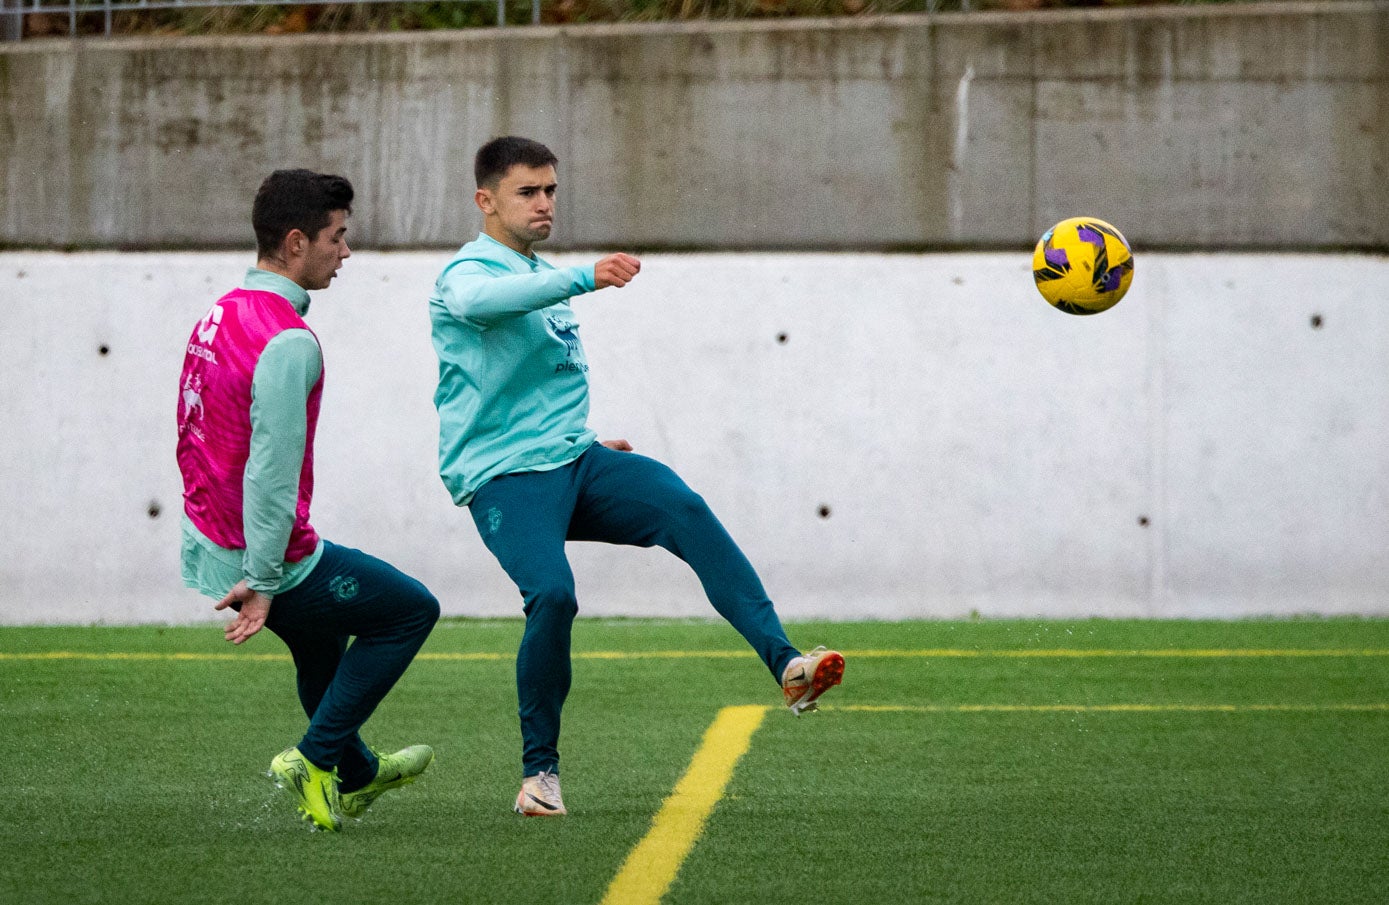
474,136,558,189
252,169,354,258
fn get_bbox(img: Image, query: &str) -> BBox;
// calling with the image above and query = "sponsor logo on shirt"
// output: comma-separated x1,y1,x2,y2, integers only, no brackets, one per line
197,304,224,344
189,304,223,364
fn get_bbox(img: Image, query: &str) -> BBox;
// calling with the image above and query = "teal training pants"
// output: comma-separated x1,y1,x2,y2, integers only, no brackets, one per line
265,541,440,791
468,443,799,777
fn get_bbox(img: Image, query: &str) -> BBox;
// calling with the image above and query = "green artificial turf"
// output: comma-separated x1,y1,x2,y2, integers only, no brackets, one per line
3,618,1387,904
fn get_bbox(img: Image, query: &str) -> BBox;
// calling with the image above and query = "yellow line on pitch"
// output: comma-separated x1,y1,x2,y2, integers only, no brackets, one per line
600,704,769,905
836,703,1389,713
4,648,1389,663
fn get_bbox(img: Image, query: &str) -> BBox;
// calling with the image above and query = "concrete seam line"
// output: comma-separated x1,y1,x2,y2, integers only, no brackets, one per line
600,704,770,905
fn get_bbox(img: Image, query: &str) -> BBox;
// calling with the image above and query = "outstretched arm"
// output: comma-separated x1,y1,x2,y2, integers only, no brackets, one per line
436,260,595,328
437,253,642,328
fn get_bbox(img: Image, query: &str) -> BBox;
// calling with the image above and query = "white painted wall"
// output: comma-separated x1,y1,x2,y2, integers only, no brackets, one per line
1,251,1386,624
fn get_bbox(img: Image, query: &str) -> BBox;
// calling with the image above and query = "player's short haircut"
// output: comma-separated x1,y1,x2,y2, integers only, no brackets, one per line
252,169,354,258
474,136,558,189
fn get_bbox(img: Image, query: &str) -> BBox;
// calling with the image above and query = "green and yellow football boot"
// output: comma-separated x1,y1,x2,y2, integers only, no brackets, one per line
269,747,343,832
340,745,435,820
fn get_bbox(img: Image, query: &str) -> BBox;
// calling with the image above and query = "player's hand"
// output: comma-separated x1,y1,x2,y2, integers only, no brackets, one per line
601,439,634,452
594,253,641,290
215,580,273,645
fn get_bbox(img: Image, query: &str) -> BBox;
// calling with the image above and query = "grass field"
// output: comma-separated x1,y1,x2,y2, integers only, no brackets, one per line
4,617,1388,904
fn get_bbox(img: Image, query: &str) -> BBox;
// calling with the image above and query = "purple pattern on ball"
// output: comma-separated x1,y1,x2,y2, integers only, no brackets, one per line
1077,225,1104,248
1045,247,1069,268
1098,270,1123,291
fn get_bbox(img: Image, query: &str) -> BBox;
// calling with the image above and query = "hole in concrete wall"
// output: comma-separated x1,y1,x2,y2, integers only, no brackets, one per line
817,504,832,519
776,333,789,345
1310,314,1323,329
1137,515,1150,528
147,501,162,519
98,344,110,356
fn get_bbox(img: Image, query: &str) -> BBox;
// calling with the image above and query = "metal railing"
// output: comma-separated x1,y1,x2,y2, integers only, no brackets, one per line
0,0,541,38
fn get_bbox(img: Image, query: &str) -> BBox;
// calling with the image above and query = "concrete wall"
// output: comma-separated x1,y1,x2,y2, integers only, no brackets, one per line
1,3,1386,251
2,250,1386,625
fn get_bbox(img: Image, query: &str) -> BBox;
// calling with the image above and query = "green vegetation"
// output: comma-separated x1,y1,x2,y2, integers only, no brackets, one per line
4,617,1388,903
19,0,1293,40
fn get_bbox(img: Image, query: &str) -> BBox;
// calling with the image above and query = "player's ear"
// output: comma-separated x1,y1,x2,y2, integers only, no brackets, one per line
474,187,495,216
283,228,309,259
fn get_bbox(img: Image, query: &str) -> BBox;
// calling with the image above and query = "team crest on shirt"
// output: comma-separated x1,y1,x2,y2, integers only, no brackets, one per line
545,314,588,373
181,374,205,421
329,575,359,602
179,374,207,441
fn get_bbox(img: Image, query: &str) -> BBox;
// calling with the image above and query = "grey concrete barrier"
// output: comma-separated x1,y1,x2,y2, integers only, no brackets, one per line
1,0,21,43
1,2,1385,250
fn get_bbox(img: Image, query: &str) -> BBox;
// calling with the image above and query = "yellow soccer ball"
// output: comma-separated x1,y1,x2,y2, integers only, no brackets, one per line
1032,217,1135,315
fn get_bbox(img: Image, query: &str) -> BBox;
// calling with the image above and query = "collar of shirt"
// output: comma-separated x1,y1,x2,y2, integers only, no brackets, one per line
242,267,312,316
476,231,548,271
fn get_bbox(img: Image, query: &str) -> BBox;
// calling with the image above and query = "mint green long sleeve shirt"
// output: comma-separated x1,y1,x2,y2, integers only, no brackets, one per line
430,233,599,505
180,268,325,599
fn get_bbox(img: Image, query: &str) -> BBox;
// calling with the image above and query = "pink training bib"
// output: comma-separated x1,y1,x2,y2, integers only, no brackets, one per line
176,288,323,561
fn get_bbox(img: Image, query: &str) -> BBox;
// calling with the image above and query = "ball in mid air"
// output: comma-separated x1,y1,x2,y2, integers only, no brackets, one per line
1032,217,1134,315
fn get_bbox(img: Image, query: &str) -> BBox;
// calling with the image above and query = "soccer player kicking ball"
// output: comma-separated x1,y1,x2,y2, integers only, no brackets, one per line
428,137,844,817
176,170,440,831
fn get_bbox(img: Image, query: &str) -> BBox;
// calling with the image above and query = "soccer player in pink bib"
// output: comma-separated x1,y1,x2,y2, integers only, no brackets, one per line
176,170,439,831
